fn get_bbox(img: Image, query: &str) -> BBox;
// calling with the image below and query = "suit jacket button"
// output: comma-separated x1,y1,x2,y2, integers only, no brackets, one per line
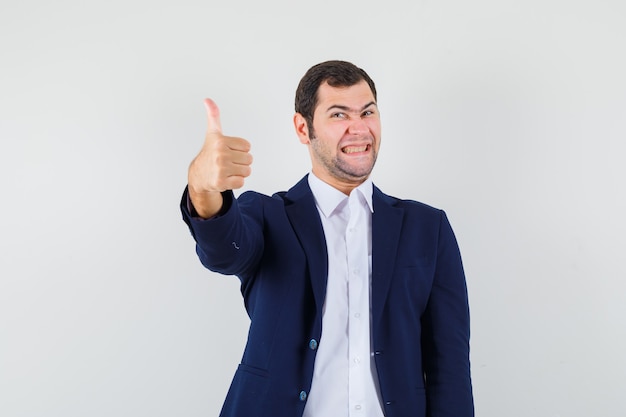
299,391,307,401
308,339,318,350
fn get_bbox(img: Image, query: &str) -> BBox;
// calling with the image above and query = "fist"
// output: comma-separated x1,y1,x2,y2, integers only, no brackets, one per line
188,98,253,195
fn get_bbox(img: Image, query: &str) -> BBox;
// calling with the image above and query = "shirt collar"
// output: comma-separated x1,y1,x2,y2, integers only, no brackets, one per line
308,172,374,218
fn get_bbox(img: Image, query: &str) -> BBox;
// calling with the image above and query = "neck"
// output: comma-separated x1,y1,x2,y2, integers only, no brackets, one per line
311,170,368,195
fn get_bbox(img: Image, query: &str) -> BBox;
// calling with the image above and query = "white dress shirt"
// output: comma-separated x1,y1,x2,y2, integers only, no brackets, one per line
303,173,385,417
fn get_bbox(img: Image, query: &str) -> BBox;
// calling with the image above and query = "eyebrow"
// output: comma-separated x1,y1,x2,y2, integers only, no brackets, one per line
325,101,377,113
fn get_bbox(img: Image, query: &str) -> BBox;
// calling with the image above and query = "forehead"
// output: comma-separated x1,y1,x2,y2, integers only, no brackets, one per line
315,80,376,111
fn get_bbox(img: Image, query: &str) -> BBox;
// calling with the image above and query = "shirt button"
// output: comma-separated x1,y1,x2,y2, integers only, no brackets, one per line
355,404,362,410
299,391,307,401
354,313,361,318
354,357,361,364
308,339,318,350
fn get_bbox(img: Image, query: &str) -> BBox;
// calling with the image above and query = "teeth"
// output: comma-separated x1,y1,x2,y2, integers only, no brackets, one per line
342,145,368,154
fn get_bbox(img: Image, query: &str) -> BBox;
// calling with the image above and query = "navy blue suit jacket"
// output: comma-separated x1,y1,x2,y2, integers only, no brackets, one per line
181,175,474,417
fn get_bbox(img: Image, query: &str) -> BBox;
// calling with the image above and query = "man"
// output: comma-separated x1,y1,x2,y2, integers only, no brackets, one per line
181,60,474,417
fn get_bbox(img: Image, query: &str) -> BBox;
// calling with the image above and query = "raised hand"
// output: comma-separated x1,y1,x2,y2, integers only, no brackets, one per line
187,99,253,218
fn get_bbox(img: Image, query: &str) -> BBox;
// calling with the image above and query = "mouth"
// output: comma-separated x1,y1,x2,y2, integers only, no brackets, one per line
341,144,371,154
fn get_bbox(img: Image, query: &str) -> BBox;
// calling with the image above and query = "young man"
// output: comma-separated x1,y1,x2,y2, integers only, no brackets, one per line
181,60,474,417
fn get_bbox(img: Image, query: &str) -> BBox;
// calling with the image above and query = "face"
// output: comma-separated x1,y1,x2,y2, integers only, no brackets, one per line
294,80,381,194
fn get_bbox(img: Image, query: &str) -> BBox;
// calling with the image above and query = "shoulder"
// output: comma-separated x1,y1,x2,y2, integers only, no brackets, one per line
237,175,311,205
373,185,444,217
237,189,292,206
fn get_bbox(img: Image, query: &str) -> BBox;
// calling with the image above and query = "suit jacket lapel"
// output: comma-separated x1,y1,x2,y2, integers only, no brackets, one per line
371,186,404,328
282,178,403,324
284,176,329,314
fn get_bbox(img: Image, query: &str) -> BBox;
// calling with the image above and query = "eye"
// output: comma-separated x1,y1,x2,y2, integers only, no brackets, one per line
362,110,375,117
331,112,347,119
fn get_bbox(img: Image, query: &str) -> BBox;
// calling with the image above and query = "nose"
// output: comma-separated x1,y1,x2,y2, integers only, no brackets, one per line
348,118,368,135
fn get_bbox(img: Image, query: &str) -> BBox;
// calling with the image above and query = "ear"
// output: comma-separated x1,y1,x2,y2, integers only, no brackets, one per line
293,113,310,144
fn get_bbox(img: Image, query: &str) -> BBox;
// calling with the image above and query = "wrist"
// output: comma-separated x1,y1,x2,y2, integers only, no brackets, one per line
188,188,223,219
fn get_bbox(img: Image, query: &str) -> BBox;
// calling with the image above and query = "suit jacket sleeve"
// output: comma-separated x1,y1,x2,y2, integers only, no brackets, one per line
180,187,264,279
422,211,474,416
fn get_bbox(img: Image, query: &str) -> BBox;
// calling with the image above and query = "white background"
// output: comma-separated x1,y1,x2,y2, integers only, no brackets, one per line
1,1,625,416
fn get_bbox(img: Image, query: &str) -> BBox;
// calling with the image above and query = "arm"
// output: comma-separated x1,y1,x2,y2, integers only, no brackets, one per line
421,211,474,417
180,187,264,278
181,98,261,277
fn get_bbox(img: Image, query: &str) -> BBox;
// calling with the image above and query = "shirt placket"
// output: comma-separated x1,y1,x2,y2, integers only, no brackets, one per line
346,191,370,415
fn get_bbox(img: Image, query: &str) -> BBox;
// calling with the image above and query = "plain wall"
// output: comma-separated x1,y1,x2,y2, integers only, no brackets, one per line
1,0,625,416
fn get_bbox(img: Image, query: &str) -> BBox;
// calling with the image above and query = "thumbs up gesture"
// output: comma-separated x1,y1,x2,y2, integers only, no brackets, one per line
187,99,253,218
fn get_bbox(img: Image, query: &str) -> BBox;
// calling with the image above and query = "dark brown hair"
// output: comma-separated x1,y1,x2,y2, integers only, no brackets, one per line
294,60,377,130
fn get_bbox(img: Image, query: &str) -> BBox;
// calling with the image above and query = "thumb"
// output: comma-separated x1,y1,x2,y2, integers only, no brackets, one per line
203,98,222,133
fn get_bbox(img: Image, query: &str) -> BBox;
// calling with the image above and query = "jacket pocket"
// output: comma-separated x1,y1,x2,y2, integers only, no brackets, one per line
237,363,270,378
221,364,270,416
